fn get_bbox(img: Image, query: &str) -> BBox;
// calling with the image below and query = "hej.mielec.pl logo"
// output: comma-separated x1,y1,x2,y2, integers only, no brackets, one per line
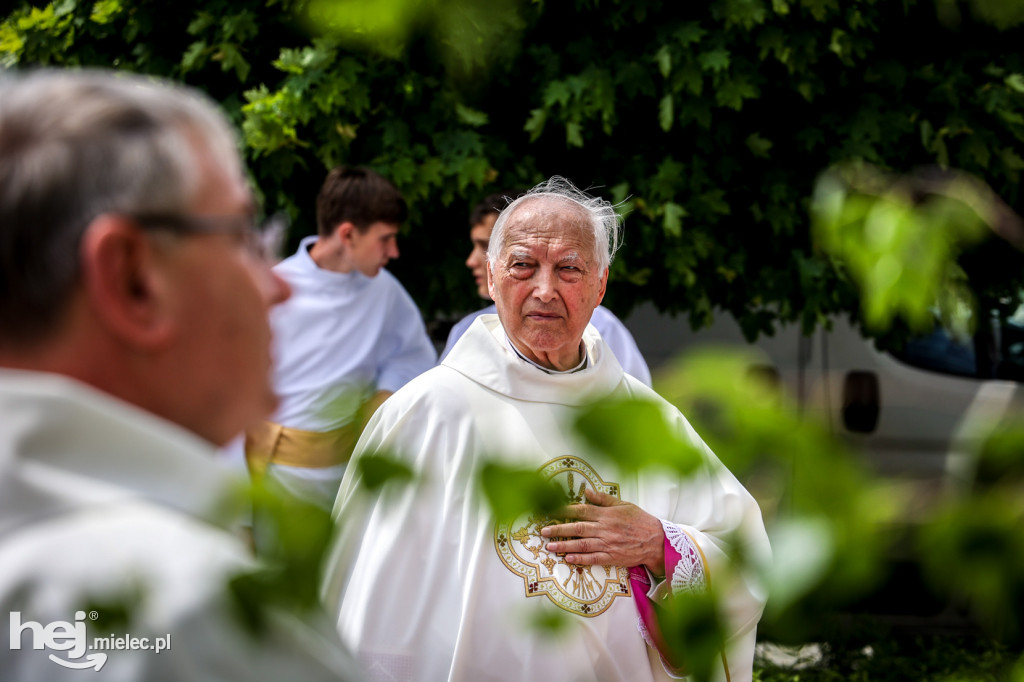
9,610,171,672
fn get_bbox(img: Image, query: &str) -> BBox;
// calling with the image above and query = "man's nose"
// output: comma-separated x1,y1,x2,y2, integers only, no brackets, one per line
532,269,557,301
388,240,400,260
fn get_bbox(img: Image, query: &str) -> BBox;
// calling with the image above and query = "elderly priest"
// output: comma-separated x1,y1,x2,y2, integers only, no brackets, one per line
321,177,770,682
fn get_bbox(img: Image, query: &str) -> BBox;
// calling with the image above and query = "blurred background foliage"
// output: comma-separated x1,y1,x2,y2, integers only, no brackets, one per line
5,0,1024,341
5,0,1024,678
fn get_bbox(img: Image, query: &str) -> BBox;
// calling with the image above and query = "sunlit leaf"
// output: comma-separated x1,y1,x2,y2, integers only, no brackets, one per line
762,517,834,615
575,397,703,475
655,44,672,78
659,93,674,132
656,590,727,682
479,462,565,520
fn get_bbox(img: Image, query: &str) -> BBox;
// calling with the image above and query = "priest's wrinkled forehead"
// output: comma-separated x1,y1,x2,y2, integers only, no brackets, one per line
500,195,599,263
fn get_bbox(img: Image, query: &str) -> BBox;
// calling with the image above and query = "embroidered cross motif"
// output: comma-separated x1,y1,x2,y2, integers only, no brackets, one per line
495,455,632,618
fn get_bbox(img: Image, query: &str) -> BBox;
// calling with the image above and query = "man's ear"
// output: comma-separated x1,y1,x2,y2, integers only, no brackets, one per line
78,216,176,350
595,268,608,308
334,221,356,244
486,261,496,301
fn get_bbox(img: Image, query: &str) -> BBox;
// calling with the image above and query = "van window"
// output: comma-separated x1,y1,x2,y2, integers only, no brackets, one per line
891,296,1024,382
896,328,977,378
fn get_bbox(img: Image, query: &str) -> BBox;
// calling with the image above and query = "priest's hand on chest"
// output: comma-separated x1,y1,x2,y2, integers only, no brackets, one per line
540,488,666,577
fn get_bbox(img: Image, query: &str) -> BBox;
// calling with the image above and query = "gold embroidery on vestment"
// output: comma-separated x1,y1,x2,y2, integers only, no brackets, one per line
494,456,632,618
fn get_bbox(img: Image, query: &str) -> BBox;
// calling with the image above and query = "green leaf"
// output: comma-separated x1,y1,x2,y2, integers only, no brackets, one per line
0,23,25,64
763,518,834,614
565,121,583,147
455,102,489,127
356,454,415,492
699,189,731,215
655,44,671,78
187,11,215,35
1002,147,1024,171
543,79,571,107
715,77,759,110
89,0,122,24
574,397,702,475
479,462,565,520
223,11,259,43
802,0,839,22
659,94,674,132
217,43,251,81
610,182,631,205
181,40,210,73
418,157,446,187
523,107,547,141
655,591,728,682
649,157,686,202
745,132,773,158
673,21,705,47
698,48,730,73
52,0,76,18
676,62,703,96
662,200,687,238
1006,73,1024,94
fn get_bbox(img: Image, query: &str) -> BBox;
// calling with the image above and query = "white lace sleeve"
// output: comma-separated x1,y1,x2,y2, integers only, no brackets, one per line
661,520,707,595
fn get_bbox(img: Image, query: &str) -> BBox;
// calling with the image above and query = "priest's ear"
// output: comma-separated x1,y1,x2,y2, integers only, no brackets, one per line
595,268,608,307
78,215,176,350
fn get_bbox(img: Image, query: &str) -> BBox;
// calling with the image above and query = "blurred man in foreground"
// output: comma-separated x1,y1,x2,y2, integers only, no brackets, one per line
440,189,652,386
0,69,358,680
323,177,769,682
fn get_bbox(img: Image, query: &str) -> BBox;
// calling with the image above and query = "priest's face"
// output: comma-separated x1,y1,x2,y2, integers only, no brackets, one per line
487,197,607,371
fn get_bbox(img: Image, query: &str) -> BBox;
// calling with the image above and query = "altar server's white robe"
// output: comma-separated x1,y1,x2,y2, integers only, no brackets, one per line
322,315,769,682
261,236,436,509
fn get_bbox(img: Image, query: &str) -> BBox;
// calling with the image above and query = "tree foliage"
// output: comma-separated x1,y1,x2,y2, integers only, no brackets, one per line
5,0,1024,337
7,3,1024,675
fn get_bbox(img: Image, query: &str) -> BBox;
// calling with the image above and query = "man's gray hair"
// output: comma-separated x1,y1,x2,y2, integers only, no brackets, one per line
487,176,621,273
0,69,242,345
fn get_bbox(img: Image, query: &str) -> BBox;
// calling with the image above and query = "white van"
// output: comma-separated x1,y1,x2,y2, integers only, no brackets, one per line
625,302,1024,623
628,301,1024,486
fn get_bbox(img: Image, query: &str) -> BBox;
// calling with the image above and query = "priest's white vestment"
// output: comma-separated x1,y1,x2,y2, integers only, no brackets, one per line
322,315,769,682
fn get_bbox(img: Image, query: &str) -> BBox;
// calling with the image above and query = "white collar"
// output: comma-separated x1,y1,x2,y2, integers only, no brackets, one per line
441,314,624,406
504,334,589,374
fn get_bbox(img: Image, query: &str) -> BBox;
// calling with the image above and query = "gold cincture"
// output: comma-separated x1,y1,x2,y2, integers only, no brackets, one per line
244,421,357,476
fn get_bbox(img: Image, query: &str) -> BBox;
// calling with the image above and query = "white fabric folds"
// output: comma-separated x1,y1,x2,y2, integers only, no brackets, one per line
322,315,769,682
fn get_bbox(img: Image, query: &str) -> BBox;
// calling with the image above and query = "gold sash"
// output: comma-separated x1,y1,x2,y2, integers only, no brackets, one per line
244,421,358,477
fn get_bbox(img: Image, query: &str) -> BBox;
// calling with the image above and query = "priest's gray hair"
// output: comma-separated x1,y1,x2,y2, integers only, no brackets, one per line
0,69,243,346
487,176,622,273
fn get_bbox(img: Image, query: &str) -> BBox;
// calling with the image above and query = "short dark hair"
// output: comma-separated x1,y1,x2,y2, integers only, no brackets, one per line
469,189,523,228
316,166,407,236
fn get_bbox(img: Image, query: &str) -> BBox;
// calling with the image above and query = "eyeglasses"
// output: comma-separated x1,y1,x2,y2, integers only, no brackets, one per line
130,212,289,262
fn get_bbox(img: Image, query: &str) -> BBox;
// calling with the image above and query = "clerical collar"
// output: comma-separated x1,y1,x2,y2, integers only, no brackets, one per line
504,334,589,374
